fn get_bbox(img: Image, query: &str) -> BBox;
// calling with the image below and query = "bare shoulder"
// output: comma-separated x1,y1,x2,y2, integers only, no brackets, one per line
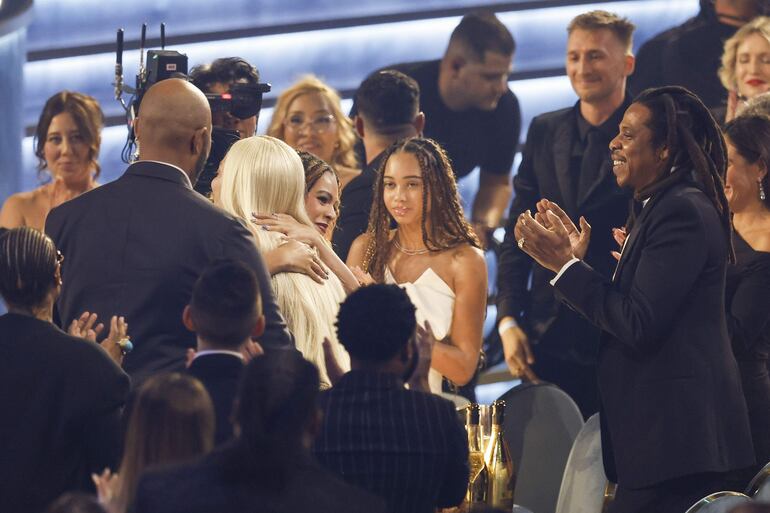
347,232,373,266
0,187,49,229
449,243,486,270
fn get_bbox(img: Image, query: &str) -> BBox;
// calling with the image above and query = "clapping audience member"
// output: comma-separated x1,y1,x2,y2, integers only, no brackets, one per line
723,115,770,472
254,151,359,292
630,0,763,111
46,78,291,384
314,284,469,513
334,69,424,261
0,227,129,513
93,373,215,513
133,351,387,513
0,91,103,230
183,260,265,445
211,135,349,387
348,138,486,393
720,16,770,121
268,75,361,189
514,86,754,513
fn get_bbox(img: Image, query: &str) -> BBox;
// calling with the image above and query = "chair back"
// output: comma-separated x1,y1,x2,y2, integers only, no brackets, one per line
554,413,607,513
498,382,585,513
746,461,770,501
685,491,751,513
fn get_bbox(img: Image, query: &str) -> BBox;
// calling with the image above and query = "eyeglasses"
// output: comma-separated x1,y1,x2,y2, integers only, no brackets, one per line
284,114,336,134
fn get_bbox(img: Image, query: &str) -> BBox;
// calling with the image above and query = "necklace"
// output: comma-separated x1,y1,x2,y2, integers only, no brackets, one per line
393,238,429,256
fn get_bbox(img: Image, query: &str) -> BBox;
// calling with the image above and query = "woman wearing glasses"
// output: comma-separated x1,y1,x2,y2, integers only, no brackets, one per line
268,75,360,190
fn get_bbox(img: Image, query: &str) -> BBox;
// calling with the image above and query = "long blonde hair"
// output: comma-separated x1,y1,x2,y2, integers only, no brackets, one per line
267,75,359,171
219,135,348,386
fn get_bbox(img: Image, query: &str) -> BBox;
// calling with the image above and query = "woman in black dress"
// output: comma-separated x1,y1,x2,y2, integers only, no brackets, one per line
724,114,770,471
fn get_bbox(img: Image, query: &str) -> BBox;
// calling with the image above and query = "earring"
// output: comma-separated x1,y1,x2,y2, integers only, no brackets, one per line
760,180,766,201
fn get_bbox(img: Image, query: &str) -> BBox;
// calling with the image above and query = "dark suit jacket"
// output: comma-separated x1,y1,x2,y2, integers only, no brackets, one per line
498,102,630,362
134,446,388,513
187,353,244,446
0,313,129,513
314,371,469,513
45,161,292,383
553,181,755,488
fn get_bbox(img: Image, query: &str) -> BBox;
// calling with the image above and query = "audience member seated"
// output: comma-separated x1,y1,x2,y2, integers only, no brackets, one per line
314,284,469,513
0,227,129,513
0,91,103,231
268,75,361,189
255,151,358,292
46,78,291,384
333,69,424,261
720,16,770,122
630,0,763,111
355,12,521,246
133,351,388,513
183,260,265,445
45,493,107,513
189,57,262,139
723,115,770,473
348,137,487,393
211,135,349,387
93,373,215,513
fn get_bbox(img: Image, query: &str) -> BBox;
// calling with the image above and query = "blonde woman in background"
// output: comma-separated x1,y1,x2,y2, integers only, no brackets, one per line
268,76,361,189
212,136,349,387
719,16,770,122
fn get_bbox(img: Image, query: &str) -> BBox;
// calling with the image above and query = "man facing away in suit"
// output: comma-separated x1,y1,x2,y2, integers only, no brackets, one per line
46,78,292,384
497,10,635,417
183,259,265,446
314,284,469,513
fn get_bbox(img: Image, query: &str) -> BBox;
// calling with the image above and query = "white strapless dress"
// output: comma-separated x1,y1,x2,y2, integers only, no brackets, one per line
385,267,455,394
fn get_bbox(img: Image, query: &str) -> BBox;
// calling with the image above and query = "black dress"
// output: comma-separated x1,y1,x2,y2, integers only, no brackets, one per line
726,232,770,469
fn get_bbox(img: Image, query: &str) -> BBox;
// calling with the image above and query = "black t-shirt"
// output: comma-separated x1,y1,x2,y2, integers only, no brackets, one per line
354,60,521,179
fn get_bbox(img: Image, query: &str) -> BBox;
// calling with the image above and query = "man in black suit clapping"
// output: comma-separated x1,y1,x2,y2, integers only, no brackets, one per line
46,79,292,384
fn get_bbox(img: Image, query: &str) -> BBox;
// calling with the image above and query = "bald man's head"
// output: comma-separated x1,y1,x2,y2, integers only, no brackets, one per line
134,78,213,181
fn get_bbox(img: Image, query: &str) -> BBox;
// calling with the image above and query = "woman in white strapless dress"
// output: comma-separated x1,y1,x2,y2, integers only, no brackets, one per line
347,137,487,394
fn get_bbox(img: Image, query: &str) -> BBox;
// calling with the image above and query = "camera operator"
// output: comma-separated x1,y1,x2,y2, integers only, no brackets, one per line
190,57,262,138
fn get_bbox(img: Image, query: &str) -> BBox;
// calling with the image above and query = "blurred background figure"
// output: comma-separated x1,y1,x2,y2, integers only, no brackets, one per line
212,135,349,387
133,351,387,513
0,227,128,513
720,16,770,121
0,91,103,231
722,114,770,476
93,373,215,513
631,0,766,111
268,76,361,190
45,493,108,513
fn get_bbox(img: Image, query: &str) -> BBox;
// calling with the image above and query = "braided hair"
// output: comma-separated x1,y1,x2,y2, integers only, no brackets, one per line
363,137,479,282
633,86,734,262
0,227,59,309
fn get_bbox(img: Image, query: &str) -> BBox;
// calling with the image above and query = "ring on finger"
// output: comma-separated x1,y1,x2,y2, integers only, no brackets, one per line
517,237,525,249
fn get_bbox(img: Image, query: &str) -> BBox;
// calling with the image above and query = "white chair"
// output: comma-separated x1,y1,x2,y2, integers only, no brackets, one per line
685,491,752,513
746,461,770,502
554,413,608,513
497,382,585,513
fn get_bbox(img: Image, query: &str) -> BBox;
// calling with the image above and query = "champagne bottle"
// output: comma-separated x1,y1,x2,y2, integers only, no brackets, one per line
484,400,515,509
466,404,488,504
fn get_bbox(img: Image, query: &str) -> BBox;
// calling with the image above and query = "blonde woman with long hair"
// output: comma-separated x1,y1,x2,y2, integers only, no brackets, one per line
268,75,360,189
212,136,349,386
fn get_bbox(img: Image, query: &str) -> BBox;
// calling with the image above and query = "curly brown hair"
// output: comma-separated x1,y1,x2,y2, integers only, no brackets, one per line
363,137,479,282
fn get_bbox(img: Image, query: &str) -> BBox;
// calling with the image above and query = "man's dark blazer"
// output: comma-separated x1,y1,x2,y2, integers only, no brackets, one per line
187,353,244,445
498,101,630,365
133,446,388,513
0,313,129,513
46,161,292,383
553,180,755,488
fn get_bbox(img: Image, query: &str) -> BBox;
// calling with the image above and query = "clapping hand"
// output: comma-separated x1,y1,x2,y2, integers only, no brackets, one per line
514,207,575,273
407,321,437,392
92,468,119,511
70,312,130,365
534,199,592,260
611,227,627,262
69,311,104,341
322,337,346,386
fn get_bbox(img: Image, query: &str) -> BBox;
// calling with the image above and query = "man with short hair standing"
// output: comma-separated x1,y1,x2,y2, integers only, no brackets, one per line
497,11,635,417
46,79,292,384
355,12,521,246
